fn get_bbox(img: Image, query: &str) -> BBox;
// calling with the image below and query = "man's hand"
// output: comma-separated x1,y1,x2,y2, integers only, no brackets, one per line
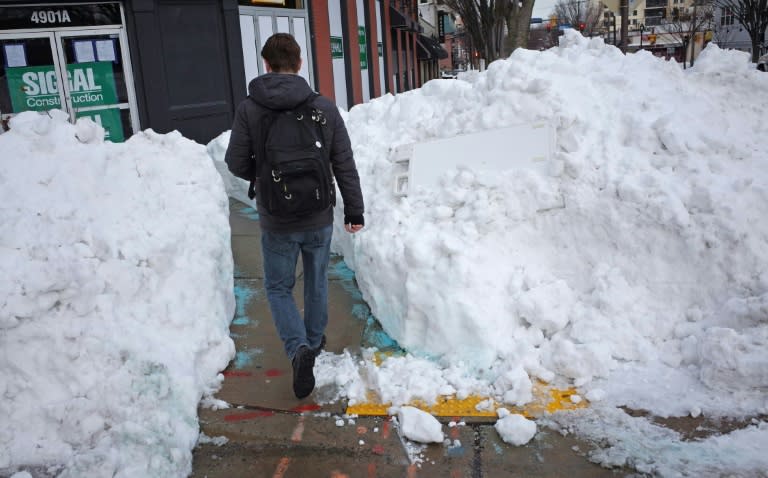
344,215,364,234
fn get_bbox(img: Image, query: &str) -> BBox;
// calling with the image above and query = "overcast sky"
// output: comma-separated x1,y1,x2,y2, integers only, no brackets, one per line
532,0,557,18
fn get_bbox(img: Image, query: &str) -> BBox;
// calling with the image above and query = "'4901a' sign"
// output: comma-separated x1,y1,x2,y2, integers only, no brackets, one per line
30,10,73,25
0,3,122,30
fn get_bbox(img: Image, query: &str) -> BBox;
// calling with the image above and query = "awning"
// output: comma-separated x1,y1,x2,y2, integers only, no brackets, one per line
389,6,408,29
389,6,420,31
416,34,449,61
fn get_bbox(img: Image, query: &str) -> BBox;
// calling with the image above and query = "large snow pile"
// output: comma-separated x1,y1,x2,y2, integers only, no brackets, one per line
0,111,235,477
331,32,768,417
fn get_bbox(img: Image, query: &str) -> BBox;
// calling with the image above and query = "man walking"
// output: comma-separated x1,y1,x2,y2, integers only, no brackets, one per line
225,33,364,399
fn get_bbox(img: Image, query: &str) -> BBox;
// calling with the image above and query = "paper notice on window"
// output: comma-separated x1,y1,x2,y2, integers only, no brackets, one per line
95,40,116,62
4,44,27,67
74,41,96,63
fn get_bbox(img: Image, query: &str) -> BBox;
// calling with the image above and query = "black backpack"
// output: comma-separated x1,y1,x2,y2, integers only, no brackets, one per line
248,93,335,217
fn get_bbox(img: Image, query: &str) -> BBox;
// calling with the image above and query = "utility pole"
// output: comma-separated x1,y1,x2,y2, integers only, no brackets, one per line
689,0,698,67
620,0,629,53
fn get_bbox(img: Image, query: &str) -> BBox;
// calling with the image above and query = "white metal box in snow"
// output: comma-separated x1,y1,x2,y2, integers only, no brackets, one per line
392,122,555,196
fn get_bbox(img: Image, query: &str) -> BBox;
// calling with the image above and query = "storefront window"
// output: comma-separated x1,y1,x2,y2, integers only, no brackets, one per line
238,0,305,9
1,37,59,130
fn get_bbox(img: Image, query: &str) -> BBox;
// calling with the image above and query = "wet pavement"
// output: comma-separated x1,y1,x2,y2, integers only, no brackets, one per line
191,199,628,477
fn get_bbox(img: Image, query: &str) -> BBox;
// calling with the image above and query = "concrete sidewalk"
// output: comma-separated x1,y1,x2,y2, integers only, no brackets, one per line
191,199,625,477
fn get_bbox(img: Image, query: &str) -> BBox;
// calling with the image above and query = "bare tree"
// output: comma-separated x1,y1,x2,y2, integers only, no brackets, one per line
715,0,768,62
553,0,604,36
443,0,506,63
504,0,536,53
443,0,535,62
665,0,715,67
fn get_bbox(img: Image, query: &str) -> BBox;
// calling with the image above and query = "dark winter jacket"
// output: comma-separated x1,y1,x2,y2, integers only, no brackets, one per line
224,73,364,233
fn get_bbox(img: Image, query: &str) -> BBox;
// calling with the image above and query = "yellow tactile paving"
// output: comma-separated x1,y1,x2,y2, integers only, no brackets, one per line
346,380,588,418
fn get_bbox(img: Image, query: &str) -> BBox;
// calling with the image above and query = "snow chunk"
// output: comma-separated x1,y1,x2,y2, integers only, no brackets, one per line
397,406,444,443
495,413,537,446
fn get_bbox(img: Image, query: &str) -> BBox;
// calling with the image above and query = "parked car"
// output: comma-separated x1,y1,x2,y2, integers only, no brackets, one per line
758,54,767,72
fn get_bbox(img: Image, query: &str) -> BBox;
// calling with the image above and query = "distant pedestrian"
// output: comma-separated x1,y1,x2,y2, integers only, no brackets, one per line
225,33,365,399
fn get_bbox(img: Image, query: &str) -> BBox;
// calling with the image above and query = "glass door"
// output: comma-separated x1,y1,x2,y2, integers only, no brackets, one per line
0,32,66,130
55,29,137,142
0,28,138,141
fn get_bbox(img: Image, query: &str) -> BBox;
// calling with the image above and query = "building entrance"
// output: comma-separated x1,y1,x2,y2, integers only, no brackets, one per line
239,5,314,92
0,3,138,141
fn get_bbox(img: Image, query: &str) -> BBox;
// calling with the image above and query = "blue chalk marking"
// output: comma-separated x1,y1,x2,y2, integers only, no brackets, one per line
446,445,466,458
233,283,257,326
239,205,260,221
362,315,403,352
329,258,363,301
323,255,404,355
351,303,369,321
328,258,355,280
493,443,504,455
234,347,263,369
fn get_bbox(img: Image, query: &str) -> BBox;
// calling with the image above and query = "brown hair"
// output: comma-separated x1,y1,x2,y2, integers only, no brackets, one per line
261,33,302,73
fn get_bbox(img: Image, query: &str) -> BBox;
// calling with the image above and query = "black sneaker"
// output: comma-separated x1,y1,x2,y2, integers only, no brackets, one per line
312,334,327,357
292,345,315,399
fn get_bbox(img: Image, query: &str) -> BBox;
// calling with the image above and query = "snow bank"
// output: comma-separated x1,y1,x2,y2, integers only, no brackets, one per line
331,32,768,417
0,111,235,476
206,131,252,206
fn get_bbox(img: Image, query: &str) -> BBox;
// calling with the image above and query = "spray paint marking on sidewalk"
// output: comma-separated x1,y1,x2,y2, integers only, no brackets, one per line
234,347,263,369
223,369,287,379
224,410,275,422
233,282,257,326
272,457,290,478
237,204,260,221
290,416,305,442
222,370,252,377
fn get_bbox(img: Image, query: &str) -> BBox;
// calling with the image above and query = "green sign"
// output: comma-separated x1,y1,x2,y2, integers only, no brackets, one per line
6,61,124,141
6,65,60,111
358,26,368,70
330,36,344,59
7,61,117,112
76,107,124,142
69,62,117,107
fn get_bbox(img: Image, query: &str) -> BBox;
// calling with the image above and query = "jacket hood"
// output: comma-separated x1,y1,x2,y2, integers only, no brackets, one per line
248,73,315,110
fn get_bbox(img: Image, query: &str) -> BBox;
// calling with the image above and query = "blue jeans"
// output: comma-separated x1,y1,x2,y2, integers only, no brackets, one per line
261,225,332,359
